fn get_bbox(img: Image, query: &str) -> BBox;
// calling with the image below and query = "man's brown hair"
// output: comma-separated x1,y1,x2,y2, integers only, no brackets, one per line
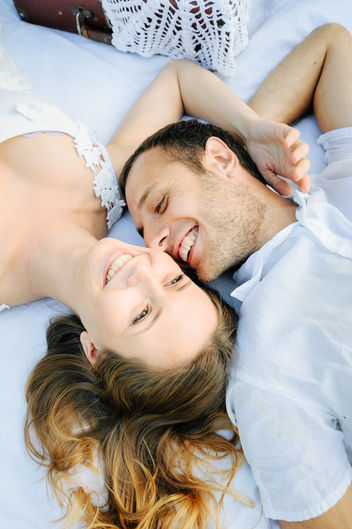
119,119,265,200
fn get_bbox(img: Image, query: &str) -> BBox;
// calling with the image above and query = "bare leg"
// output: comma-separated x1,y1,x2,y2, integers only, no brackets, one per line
249,24,352,133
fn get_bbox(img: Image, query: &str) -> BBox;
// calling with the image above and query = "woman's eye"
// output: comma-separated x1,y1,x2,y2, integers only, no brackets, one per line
155,196,167,214
132,306,151,325
167,274,184,287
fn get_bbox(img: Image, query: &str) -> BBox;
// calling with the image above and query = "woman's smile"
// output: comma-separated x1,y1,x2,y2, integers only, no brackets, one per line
77,238,219,369
104,252,134,286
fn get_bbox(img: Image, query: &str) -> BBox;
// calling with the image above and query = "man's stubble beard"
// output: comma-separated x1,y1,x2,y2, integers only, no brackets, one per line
197,177,266,282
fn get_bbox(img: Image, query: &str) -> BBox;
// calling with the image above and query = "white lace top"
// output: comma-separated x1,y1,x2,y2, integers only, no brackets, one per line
103,0,250,77
0,50,124,312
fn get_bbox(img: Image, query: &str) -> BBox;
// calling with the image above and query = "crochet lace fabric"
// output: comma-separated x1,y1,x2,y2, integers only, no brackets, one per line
13,102,124,231
102,0,250,76
71,125,125,230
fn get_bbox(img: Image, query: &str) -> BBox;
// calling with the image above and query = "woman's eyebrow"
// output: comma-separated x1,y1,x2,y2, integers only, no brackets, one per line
178,280,192,292
132,307,162,335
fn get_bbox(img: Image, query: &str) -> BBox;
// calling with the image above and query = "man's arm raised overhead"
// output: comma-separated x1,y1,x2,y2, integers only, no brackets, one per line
107,57,309,194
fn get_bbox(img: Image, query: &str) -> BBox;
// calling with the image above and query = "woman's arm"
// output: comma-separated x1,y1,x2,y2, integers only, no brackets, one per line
107,59,310,195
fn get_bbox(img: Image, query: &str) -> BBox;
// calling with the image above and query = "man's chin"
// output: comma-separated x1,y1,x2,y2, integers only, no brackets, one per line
196,249,250,281
196,261,228,283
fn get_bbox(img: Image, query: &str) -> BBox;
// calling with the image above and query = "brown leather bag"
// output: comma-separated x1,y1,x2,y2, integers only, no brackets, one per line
13,0,112,44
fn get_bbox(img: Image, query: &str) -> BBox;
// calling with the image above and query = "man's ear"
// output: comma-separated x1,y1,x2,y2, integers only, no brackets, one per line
80,331,99,365
204,137,239,178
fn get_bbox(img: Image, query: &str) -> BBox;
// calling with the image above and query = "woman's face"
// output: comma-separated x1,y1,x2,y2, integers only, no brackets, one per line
76,238,218,369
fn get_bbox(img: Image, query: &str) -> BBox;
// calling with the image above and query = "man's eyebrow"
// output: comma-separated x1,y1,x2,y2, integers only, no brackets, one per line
137,183,156,211
136,183,158,239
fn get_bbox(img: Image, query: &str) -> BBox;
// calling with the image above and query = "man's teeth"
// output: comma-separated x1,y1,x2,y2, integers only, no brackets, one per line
179,227,198,262
106,254,133,284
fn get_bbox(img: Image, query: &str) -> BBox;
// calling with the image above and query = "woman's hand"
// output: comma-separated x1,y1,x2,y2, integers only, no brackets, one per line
245,119,311,195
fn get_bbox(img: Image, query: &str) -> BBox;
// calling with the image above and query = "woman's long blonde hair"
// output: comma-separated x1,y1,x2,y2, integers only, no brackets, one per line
25,290,243,529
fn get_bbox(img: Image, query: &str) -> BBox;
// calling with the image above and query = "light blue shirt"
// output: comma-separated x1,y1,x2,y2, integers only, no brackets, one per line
226,127,352,522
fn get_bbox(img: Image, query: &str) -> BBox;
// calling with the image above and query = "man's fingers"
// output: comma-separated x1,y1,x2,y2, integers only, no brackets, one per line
289,139,311,192
275,178,294,196
292,158,311,192
267,173,294,196
283,127,300,148
290,141,310,164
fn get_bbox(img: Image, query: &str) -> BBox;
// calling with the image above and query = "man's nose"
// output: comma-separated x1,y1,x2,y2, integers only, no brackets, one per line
145,223,170,252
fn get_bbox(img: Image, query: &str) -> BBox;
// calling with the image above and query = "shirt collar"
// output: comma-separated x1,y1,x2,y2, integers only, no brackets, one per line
230,191,305,303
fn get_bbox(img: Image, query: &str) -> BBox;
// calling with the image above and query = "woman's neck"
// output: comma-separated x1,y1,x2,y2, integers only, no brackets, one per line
1,222,97,311
32,223,98,311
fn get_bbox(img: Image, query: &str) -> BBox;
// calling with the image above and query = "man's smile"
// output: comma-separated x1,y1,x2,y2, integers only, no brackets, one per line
178,226,199,263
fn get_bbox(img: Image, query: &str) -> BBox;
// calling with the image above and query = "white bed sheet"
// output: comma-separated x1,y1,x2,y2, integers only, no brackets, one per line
0,0,352,527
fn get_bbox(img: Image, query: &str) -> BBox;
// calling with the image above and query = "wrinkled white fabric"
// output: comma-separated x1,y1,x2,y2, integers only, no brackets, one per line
0,44,31,92
102,0,250,76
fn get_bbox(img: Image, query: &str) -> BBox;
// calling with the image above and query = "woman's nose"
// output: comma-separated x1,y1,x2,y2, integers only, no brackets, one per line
126,259,160,291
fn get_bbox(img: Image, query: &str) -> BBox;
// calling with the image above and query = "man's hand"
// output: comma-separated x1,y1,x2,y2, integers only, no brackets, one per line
245,119,311,196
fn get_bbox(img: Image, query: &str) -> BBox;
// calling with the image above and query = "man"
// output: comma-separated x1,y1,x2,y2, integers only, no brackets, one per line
119,24,352,529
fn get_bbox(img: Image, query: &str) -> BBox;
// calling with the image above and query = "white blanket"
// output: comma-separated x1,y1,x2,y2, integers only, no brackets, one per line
0,0,351,527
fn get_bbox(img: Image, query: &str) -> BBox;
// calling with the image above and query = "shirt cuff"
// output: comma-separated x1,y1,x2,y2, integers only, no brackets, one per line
262,470,352,522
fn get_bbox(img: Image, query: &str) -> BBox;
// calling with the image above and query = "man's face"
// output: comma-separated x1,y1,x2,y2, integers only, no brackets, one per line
125,145,265,281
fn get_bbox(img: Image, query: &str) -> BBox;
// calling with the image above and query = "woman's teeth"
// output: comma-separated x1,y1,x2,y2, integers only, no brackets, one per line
105,254,133,284
179,227,198,262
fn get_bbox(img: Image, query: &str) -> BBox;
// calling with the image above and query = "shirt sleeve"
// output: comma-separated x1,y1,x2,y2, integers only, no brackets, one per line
229,377,352,522
317,127,352,165
312,128,352,222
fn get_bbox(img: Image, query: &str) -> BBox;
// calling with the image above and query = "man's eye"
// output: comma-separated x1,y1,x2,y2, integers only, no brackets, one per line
167,274,184,287
155,196,167,214
132,306,151,325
